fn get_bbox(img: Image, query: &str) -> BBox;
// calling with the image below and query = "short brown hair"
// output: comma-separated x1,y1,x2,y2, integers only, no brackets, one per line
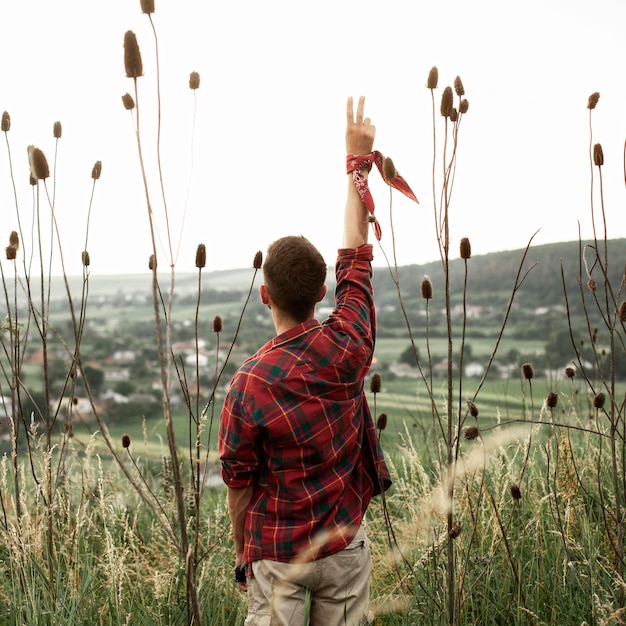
263,236,327,322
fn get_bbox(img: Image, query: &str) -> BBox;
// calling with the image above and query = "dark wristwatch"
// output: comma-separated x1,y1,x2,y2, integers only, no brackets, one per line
235,565,246,584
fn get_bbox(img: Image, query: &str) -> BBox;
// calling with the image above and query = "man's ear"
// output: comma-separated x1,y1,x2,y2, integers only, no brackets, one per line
259,284,270,306
317,284,328,303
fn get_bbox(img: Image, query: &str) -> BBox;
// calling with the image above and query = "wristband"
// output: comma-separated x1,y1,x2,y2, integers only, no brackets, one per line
346,150,419,241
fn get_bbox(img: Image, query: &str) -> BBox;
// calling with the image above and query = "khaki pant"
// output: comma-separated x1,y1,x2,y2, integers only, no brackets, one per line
245,526,372,626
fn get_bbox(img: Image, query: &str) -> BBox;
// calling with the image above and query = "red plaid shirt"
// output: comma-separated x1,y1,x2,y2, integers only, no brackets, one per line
219,244,391,566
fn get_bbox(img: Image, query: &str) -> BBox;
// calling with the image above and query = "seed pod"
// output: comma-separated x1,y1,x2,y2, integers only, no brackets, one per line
565,366,576,378
593,143,604,167
213,315,223,333
383,156,397,181
195,243,206,268
510,484,522,500
593,392,606,409
370,373,382,394
587,92,600,110
619,301,626,322
459,99,469,114
140,0,155,13
460,237,471,259
124,30,144,78
81,251,90,266
449,108,458,122
9,231,19,248
27,145,50,181
467,400,478,418
1,111,10,132
189,71,200,90
546,391,558,409
521,363,534,380
91,161,102,180
5,246,16,261
421,276,433,300
122,93,135,110
253,250,263,269
448,522,462,539
587,277,596,293
53,121,62,139
376,413,388,431
122,433,131,448
149,254,157,270
427,66,438,89
440,86,453,118
464,426,479,440
454,76,465,96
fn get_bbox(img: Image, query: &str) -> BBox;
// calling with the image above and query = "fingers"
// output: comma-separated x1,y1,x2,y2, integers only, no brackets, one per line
347,96,366,125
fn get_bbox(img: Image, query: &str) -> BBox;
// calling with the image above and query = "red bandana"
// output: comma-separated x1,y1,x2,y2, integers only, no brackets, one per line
346,151,419,240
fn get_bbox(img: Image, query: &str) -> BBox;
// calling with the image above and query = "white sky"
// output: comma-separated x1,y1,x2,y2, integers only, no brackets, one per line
1,0,625,276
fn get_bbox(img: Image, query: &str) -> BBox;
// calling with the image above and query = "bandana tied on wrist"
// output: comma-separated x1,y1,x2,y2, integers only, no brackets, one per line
346,151,419,241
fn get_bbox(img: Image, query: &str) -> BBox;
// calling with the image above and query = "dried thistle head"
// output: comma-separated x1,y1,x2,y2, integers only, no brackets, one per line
376,413,387,431
593,392,606,409
213,315,223,333
464,426,479,440
460,237,471,259
81,251,90,267
140,0,155,13
124,30,144,78
421,275,433,300
189,71,200,90
521,362,534,380
5,246,16,261
122,93,135,110
53,121,62,139
382,156,397,181
370,373,382,394
427,66,438,89
9,231,19,249
565,366,576,378
593,143,604,167
253,250,263,269
510,484,522,500
195,243,206,268
1,111,10,132
91,161,102,180
619,301,626,322
587,92,600,110
440,86,453,118
122,433,131,448
466,400,478,418
454,76,465,96
27,145,50,181
149,254,157,270
459,98,469,114
546,391,558,409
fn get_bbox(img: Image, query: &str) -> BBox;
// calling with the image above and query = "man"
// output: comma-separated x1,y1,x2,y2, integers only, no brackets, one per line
219,96,391,625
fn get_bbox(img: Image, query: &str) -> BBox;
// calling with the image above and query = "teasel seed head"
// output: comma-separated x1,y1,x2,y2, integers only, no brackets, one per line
1,111,10,132
464,426,479,440
9,231,19,249
124,30,144,78
593,392,606,409
140,0,155,14
459,98,469,114
122,93,135,110
122,433,131,448
27,145,50,181
546,391,558,409
189,71,200,90
5,246,16,261
587,277,596,293
593,143,604,167
195,243,206,268
213,315,223,333
148,254,157,270
460,237,471,259
81,250,90,266
382,156,397,181
565,366,576,378
253,250,263,269
53,121,62,139
427,66,438,89
619,301,626,322
454,76,465,97
370,372,382,394
91,161,102,180
467,400,478,418
421,275,433,300
376,413,388,431
587,92,600,110
448,522,462,539
440,86,453,118
521,362,534,380
510,484,522,500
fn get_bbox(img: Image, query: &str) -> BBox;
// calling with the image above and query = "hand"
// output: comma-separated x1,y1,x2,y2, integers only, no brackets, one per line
346,96,376,156
235,554,247,592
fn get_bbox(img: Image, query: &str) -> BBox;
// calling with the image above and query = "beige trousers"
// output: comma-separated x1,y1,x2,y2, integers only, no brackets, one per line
244,525,372,626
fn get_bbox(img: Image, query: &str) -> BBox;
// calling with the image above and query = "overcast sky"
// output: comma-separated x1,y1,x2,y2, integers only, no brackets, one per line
1,0,624,276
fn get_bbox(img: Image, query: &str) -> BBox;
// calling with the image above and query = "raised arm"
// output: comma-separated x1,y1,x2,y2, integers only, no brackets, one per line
343,96,376,249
